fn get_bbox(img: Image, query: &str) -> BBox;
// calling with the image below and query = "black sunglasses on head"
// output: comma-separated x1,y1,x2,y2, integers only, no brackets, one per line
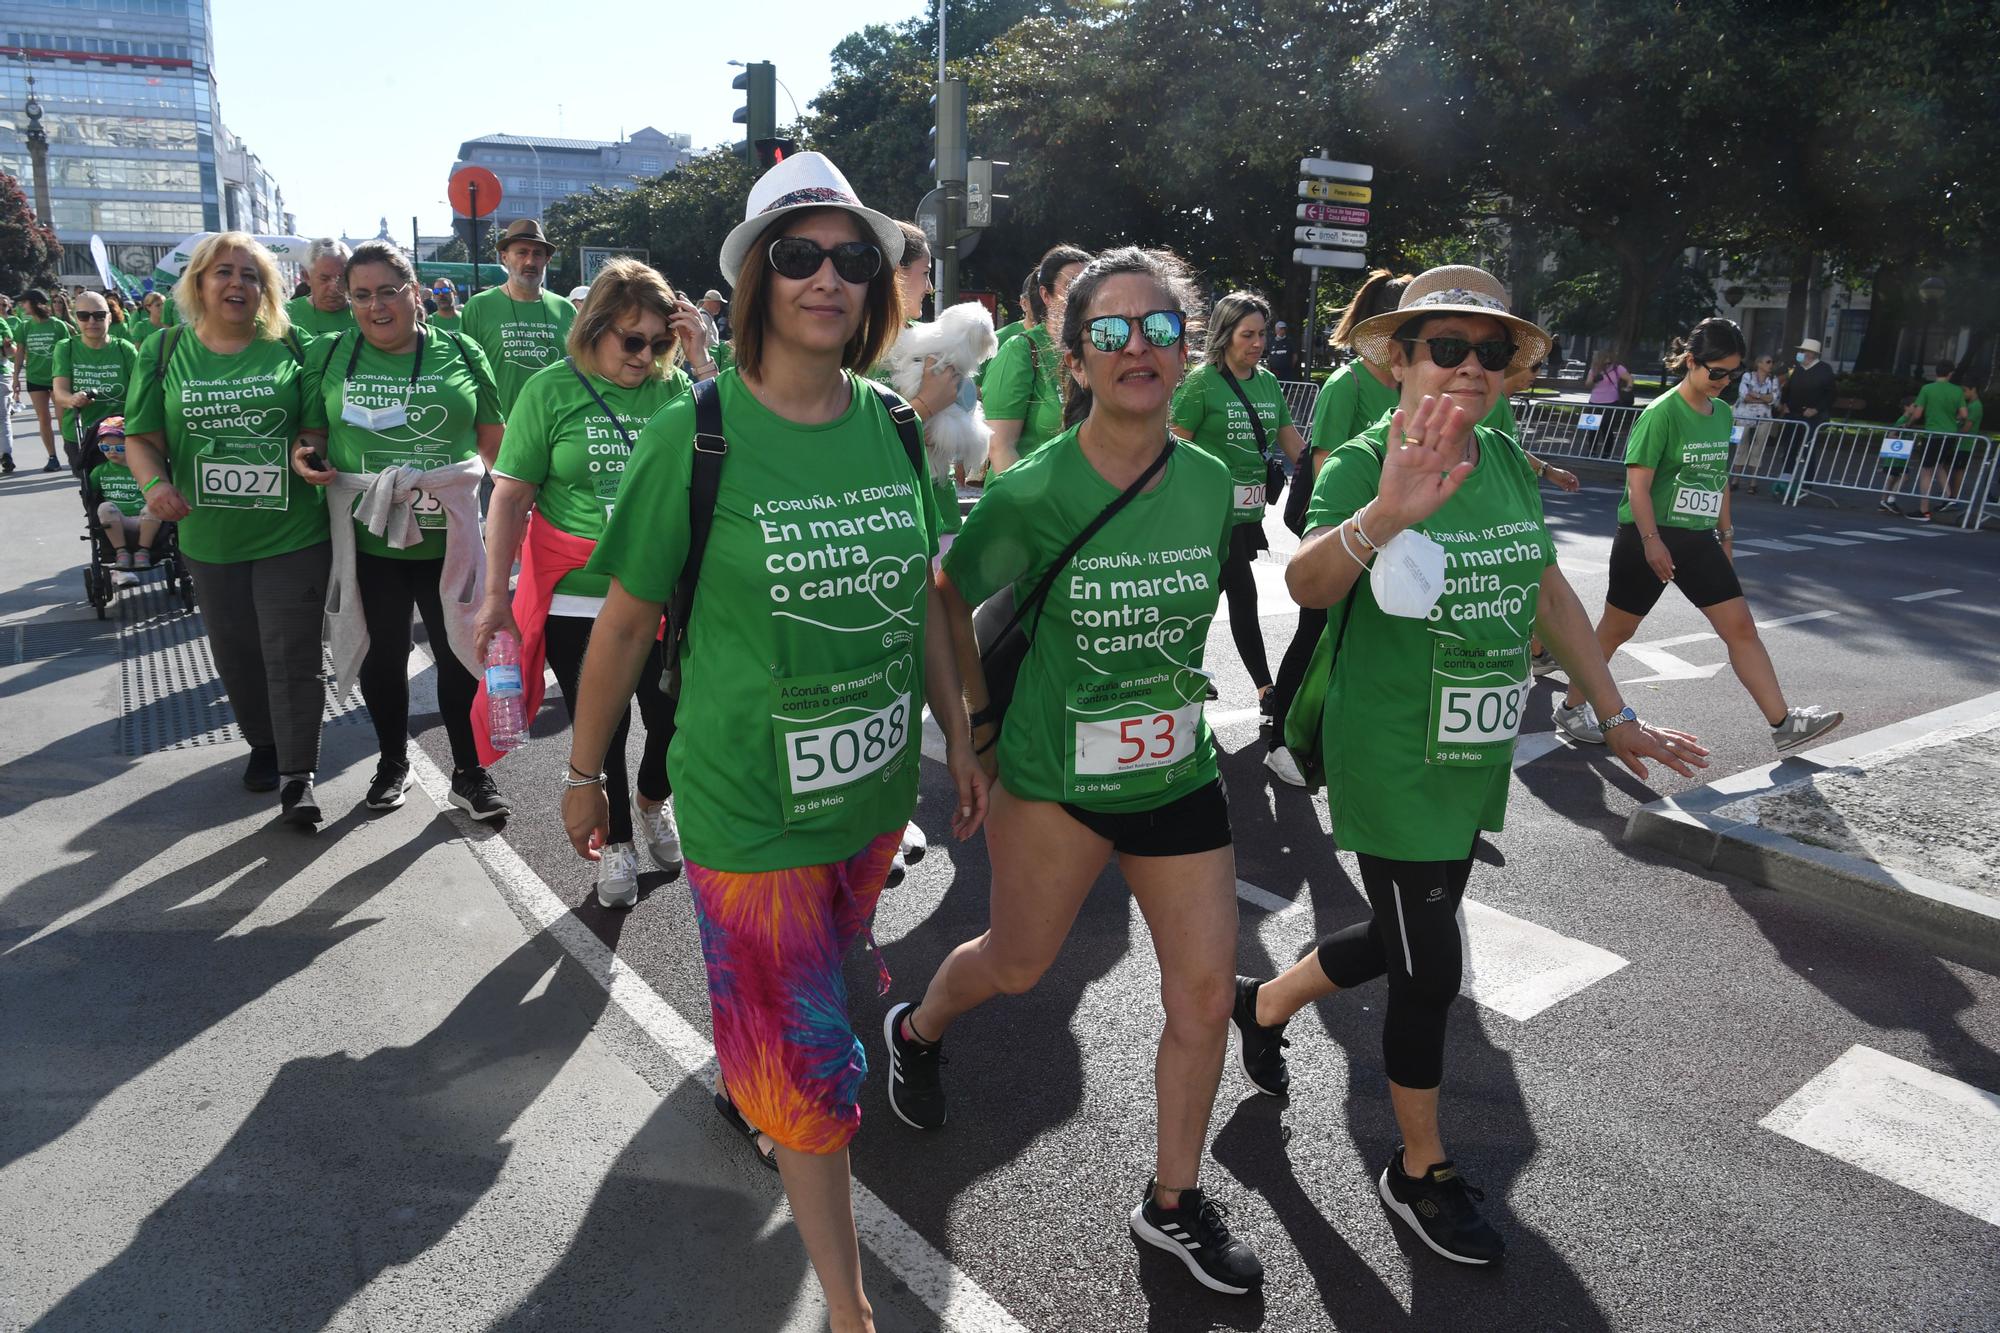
767,236,883,285
1399,336,1516,373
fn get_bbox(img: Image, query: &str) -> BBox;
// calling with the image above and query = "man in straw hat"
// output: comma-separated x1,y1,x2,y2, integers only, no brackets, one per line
460,218,577,413
1231,265,1706,1267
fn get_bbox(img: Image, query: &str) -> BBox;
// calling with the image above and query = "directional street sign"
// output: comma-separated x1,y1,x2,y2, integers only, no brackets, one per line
1296,226,1367,248
1298,158,1373,183
1294,248,1368,270
1298,203,1370,227
1299,180,1372,203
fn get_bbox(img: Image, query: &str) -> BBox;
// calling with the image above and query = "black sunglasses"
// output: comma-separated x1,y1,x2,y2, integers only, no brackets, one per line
1700,362,1746,382
1085,309,1186,353
75,311,109,322
615,331,676,358
1399,336,1516,372
767,236,883,285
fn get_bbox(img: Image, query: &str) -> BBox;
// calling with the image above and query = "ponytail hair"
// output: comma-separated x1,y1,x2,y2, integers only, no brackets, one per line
1667,317,1746,374
1055,246,1206,430
1331,269,1412,349
1027,243,1091,323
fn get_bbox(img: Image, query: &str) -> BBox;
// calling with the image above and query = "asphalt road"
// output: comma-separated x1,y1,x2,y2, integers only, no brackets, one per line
437,476,2000,1332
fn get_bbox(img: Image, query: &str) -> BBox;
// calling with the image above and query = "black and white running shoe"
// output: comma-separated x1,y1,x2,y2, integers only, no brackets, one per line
881,1001,947,1130
1129,1179,1264,1295
1230,976,1291,1097
1377,1147,1506,1265
449,766,510,821
279,778,321,830
366,760,411,811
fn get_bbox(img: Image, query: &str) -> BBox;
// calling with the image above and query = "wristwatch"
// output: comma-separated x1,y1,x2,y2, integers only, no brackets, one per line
1597,705,1638,735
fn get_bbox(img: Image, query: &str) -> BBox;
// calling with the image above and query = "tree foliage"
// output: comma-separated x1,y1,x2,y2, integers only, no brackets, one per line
0,172,60,292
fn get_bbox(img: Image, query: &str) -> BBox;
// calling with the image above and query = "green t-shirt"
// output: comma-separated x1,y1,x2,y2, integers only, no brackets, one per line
944,429,1233,813
284,297,358,345
301,326,504,561
992,320,1024,350
19,314,70,383
127,327,328,565
429,312,461,332
1914,378,1964,434
460,287,577,413
1305,422,1554,860
1619,389,1734,530
91,460,144,516
585,370,940,872
111,318,144,346
1481,392,1517,437
980,323,1065,458
494,358,692,598
53,336,138,444
1170,361,1292,526
1310,361,1399,453
1963,397,1984,441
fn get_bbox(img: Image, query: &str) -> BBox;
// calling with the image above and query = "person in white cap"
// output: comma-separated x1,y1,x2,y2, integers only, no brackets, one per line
1778,336,1836,481
566,284,591,311
698,288,730,344
558,151,986,1333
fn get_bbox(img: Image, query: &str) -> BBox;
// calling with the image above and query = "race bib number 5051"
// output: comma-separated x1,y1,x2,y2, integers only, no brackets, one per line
1671,484,1723,521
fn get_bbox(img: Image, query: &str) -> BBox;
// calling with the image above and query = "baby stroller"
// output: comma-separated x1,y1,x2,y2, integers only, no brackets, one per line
78,417,193,618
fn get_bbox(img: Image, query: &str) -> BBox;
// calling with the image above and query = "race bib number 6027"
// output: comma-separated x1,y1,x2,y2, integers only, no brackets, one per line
197,438,288,511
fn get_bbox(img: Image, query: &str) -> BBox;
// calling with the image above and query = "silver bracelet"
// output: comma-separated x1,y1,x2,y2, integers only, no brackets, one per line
561,771,606,789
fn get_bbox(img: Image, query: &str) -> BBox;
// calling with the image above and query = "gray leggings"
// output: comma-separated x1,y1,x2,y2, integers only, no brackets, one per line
185,541,331,773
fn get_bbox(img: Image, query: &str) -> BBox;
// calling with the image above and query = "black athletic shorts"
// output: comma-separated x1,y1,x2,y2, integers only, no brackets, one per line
1059,775,1232,857
25,380,52,394
1606,522,1743,617
1915,435,1958,468
1227,516,1269,560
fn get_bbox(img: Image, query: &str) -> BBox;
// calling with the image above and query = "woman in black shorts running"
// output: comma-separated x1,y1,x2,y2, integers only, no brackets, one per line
1553,317,1843,753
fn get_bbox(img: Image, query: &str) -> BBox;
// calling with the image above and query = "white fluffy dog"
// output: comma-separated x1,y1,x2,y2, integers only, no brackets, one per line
885,300,999,483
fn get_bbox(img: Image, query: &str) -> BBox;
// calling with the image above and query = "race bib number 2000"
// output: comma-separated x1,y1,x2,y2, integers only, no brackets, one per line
196,438,288,511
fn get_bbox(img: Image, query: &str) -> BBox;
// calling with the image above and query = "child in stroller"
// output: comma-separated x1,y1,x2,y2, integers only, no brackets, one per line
78,415,192,615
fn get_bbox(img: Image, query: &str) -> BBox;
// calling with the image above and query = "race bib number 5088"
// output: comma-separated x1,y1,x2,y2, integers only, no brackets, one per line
785,695,909,795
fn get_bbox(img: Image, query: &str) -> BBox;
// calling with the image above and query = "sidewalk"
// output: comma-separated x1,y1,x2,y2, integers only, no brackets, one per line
0,413,942,1332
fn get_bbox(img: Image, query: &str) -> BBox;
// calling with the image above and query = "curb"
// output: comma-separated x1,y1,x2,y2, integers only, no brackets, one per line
1625,691,2000,959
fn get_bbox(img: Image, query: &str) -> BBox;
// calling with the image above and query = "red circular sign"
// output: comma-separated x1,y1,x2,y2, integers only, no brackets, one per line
449,165,503,218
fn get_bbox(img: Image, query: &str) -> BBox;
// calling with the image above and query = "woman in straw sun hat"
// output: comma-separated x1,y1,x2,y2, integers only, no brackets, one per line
1229,265,1707,1266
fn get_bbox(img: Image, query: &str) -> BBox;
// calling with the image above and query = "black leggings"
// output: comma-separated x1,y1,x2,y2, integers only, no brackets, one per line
1314,847,1477,1089
355,551,479,772
1264,605,1328,748
1220,522,1273,690
543,613,675,846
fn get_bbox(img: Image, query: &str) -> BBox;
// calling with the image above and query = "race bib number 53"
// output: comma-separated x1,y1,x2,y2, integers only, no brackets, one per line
1074,700,1203,776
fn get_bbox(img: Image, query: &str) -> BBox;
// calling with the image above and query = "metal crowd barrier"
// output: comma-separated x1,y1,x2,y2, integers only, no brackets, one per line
1278,379,1320,430
1784,420,1995,528
1509,398,1645,462
1726,416,1813,490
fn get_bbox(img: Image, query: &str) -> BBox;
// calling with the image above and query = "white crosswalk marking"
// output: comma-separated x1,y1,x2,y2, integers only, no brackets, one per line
1763,1045,2000,1227
1837,530,1908,542
1789,533,1864,546
1894,588,1961,602
1735,538,1815,552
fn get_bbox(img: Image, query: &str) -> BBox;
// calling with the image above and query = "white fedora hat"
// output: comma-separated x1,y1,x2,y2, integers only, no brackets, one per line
1350,264,1551,377
717,152,902,291
1798,338,1822,355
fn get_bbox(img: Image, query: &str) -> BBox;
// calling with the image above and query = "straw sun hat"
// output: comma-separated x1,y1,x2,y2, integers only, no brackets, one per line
1350,265,1551,377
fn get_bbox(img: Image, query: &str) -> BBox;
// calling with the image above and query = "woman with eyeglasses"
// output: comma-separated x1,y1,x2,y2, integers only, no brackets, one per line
882,248,1271,1298
1733,353,1781,494
981,243,1090,472
473,258,704,907
287,240,509,821
1554,316,1844,753
563,155,984,1333
53,291,137,474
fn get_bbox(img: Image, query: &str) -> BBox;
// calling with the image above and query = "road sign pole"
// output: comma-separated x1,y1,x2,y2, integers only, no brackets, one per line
940,181,962,313
1302,268,1321,380
468,183,480,295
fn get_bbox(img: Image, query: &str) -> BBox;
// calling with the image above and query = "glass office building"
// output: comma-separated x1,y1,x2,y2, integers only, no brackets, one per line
0,0,290,284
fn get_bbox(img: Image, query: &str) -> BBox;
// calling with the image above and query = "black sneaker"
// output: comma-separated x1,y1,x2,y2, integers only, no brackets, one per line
882,1001,947,1130
242,745,279,792
1878,497,1903,515
1377,1147,1505,1265
1129,1179,1264,1295
279,778,322,830
0,454,14,473
449,766,510,821
366,760,411,811
1909,509,1934,522
884,852,908,890
1230,977,1291,1097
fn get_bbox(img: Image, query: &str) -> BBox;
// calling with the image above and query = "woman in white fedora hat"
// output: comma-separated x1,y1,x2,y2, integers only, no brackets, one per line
1229,265,1707,1266
559,150,987,1333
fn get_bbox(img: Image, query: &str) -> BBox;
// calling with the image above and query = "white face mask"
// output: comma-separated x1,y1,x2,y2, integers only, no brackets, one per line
1370,529,1447,619
341,396,408,431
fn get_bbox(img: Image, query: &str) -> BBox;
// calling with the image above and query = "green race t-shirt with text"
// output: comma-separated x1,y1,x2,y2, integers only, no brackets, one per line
494,358,691,598
586,370,939,872
301,326,504,561
284,297,358,345
460,288,577,412
1171,361,1292,525
90,460,144,516
1619,389,1734,530
429,312,461,332
19,315,69,383
980,323,1065,458
945,429,1233,812
1305,421,1555,861
53,337,138,444
126,328,328,564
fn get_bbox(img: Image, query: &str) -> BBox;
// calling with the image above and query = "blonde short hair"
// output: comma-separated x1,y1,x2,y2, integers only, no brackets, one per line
172,231,291,341
566,257,684,377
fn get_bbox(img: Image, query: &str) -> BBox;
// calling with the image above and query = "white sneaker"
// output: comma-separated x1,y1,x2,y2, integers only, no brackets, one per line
1263,745,1308,788
638,800,682,873
1530,648,1559,678
900,820,928,865
1551,697,1605,745
1773,706,1844,753
594,842,640,909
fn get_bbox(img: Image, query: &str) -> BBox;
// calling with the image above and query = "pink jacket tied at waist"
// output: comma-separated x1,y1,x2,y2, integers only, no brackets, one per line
471,514,665,767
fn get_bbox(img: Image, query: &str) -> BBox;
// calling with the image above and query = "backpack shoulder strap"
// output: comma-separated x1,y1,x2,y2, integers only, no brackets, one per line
156,325,183,381
672,377,729,644
284,329,306,365
864,380,925,478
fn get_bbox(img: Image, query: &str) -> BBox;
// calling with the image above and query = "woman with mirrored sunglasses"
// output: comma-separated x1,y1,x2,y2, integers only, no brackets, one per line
1231,266,1707,1267
1555,316,1844,754
883,248,1271,1298
475,257,702,907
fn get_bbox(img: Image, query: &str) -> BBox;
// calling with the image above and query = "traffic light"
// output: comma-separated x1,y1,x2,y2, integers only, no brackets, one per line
928,78,967,184
733,61,776,166
754,137,798,172
967,158,1008,228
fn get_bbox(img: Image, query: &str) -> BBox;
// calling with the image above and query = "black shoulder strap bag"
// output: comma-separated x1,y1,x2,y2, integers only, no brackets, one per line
1218,365,1288,504
969,437,1174,743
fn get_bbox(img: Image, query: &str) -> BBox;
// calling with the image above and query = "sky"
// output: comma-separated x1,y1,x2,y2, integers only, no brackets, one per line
211,0,926,241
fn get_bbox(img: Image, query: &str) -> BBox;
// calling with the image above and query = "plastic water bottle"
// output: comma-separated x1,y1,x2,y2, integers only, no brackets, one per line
485,631,527,752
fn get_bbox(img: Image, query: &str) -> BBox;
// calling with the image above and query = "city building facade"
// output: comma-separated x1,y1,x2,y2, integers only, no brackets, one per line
449,128,690,230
